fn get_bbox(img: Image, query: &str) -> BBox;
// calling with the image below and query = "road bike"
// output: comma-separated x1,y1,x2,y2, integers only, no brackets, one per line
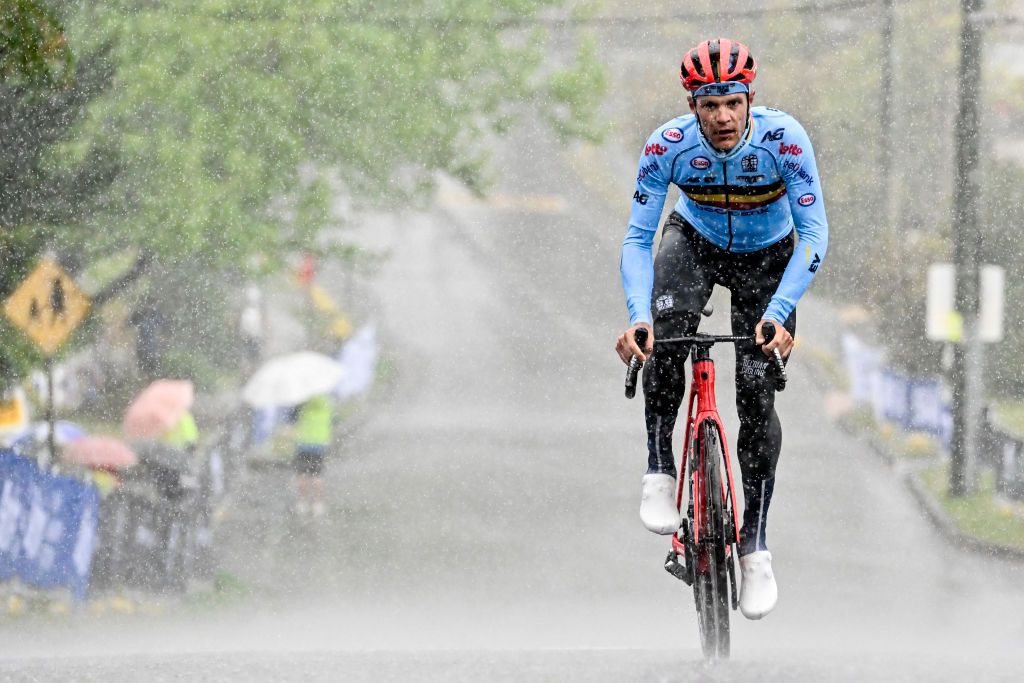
625,314,786,660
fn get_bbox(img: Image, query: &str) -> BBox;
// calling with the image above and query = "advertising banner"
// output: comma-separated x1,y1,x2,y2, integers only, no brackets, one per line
0,449,100,601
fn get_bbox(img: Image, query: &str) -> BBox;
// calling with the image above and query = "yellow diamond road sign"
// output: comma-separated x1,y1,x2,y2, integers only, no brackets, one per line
4,258,91,356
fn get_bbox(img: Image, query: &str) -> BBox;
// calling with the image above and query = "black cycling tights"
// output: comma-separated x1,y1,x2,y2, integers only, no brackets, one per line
641,215,795,555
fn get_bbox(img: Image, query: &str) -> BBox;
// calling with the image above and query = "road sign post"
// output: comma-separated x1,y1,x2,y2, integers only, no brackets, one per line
3,258,91,468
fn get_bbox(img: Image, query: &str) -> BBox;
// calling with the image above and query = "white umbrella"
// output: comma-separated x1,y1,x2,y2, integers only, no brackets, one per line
242,351,344,408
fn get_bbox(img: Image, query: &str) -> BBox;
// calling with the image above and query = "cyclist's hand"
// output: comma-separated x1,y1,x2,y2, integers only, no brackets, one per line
755,319,794,359
616,323,653,365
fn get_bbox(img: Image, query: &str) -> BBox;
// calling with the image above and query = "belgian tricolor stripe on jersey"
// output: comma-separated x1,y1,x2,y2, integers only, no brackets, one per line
679,178,787,211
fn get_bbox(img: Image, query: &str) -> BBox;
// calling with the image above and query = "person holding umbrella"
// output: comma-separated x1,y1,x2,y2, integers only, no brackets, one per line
242,351,344,517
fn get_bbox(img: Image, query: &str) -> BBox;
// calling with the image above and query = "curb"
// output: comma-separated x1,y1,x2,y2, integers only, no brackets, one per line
802,337,1024,562
903,470,1024,562
856,424,1024,562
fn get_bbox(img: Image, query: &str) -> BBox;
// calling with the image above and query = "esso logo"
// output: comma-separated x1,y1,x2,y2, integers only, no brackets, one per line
662,128,683,142
690,156,711,170
798,193,816,206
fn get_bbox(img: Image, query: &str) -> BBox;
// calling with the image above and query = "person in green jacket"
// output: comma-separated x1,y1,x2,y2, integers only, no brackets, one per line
292,394,335,517
162,410,199,454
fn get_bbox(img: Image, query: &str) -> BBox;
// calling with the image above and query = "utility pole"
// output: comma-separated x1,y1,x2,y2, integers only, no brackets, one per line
950,0,985,497
879,0,897,235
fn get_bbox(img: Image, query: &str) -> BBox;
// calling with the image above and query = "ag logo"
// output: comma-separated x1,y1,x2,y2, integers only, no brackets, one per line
741,155,758,172
690,156,711,170
633,190,649,205
761,128,785,142
797,193,816,206
808,252,821,273
662,128,683,142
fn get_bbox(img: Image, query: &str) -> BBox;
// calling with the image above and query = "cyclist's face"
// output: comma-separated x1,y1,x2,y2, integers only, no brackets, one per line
689,91,754,152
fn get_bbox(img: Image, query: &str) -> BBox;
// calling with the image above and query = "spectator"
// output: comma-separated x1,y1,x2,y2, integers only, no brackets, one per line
163,409,199,455
238,285,264,368
292,394,335,518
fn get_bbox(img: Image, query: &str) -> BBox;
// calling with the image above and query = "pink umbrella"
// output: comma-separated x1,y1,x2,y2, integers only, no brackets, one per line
62,436,137,471
122,379,195,439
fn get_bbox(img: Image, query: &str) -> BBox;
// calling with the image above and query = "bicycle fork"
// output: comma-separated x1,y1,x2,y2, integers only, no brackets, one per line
663,354,741,596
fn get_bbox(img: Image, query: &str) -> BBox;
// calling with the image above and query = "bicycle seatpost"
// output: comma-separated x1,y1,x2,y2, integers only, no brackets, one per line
761,322,788,392
624,327,648,399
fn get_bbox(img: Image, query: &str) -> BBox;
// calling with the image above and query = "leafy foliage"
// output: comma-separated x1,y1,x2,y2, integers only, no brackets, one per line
62,0,606,269
0,2,118,384
47,1,605,384
0,0,73,86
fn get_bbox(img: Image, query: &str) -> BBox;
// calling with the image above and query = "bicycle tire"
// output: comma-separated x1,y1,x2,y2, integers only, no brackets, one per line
693,420,731,660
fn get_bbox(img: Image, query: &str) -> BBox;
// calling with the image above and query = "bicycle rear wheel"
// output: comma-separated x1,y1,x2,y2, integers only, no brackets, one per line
693,421,731,660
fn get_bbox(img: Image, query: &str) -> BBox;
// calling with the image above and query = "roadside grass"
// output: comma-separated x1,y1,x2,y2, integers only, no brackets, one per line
920,462,1024,550
992,399,1024,437
183,571,252,611
816,344,1024,552
837,405,941,460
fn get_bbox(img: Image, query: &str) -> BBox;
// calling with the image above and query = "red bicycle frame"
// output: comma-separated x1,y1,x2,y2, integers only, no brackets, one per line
670,353,741,555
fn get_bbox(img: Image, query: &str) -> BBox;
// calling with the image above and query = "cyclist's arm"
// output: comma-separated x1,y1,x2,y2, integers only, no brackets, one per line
763,121,829,325
621,136,673,326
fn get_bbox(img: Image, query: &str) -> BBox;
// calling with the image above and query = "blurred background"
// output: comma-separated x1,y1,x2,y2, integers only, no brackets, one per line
1,1,1023,680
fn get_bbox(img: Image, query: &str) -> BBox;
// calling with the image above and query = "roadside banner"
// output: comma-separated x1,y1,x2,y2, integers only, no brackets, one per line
842,333,884,405
873,370,910,425
907,379,946,437
842,333,953,448
334,322,378,400
0,449,100,601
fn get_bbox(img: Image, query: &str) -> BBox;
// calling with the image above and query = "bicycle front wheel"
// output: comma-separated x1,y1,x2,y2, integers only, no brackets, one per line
693,420,731,660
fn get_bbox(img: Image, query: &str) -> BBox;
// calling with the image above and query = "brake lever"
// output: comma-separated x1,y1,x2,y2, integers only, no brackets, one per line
761,322,787,392
625,327,649,399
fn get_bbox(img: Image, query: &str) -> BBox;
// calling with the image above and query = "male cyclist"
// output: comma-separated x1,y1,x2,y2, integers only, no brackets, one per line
614,38,828,619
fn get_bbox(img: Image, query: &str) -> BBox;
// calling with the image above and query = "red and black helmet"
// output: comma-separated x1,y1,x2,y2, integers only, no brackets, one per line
680,38,758,93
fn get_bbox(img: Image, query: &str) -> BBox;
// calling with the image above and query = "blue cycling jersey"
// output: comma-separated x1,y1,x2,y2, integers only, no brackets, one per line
621,106,828,325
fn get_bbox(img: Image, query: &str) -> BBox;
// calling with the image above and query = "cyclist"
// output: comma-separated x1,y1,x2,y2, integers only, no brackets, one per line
615,38,828,619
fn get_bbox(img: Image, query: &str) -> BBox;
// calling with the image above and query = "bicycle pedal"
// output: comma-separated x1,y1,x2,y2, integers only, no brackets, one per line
664,551,693,586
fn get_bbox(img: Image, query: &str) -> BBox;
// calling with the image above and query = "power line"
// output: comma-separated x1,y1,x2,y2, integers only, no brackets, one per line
109,1,888,28
526,0,883,26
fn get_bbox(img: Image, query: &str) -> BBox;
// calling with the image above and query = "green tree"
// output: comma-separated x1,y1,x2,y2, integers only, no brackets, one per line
55,0,606,382
0,1,118,384
0,0,72,85
62,1,606,267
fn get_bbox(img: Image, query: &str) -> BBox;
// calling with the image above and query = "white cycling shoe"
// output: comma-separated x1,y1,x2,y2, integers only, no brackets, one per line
739,550,778,620
640,473,681,535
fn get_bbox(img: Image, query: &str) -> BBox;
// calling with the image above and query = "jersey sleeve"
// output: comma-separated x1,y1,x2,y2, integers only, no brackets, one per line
621,132,673,325
763,120,829,325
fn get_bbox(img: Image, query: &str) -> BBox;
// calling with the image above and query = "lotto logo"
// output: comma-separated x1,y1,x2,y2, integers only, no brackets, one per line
644,143,668,156
779,142,803,156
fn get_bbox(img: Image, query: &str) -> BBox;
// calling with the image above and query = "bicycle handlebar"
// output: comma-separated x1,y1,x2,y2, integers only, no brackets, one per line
623,322,787,399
